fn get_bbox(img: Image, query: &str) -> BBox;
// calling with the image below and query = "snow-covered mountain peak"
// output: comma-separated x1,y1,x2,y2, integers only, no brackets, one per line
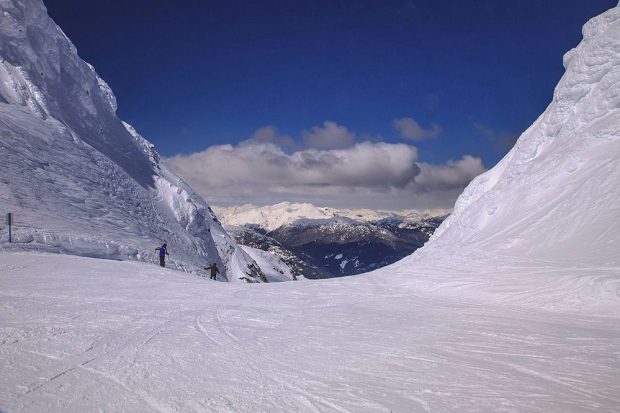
213,202,450,231
0,0,154,185
411,4,620,268
213,202,333,231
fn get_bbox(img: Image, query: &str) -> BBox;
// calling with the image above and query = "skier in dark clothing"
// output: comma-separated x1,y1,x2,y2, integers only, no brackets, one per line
205,263,220,280
155,243,169,267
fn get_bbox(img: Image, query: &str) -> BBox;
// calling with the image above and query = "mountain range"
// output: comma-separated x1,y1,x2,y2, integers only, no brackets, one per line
213,203,449,278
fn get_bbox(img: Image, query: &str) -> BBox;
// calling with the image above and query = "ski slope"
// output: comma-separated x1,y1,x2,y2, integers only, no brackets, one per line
1,2,619,412
0,251,618,412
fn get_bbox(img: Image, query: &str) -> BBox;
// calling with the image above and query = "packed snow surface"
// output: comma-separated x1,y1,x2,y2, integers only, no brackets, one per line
1,2,620,412
1,251,618,412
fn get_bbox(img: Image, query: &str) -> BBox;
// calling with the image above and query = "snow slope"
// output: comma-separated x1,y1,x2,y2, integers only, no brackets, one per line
0,251,618,412
376,3,620,308
412,7,620,269
241,245,302,282
0,0,264,281
390,3,620,310
0,3,619,412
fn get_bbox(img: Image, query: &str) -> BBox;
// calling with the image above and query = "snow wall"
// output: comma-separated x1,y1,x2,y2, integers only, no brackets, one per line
410,5,620,269
0,0,267,282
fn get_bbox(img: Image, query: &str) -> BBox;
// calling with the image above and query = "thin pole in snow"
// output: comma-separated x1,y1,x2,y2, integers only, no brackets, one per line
6,212,12,243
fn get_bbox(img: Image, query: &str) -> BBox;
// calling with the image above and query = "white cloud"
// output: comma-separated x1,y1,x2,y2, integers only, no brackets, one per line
167,141,418,189
415,156,486,191
302,121,355,149
251,125,296,148
165,140,486,209
393,117,442,141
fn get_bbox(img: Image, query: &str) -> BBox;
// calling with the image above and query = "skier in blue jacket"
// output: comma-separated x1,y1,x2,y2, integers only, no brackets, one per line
155,243,169,267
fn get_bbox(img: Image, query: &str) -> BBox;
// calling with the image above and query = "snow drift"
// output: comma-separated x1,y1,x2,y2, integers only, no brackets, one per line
418,5,620,266
0,0,266,281
391,4,620,310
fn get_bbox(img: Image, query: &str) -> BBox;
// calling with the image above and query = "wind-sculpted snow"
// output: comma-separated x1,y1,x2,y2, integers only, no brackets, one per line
0,0,264,281
368,5,620,314
0,0,152,185
411,6,620,273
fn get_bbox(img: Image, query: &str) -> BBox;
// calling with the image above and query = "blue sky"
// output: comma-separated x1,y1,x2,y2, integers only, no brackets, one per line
45,0,617,208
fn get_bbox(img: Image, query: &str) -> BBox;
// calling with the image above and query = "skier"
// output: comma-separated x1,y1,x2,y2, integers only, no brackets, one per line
205,263,220,280
155,243,169,267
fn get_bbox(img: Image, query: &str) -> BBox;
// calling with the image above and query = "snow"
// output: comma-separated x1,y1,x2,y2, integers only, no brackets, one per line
415,6,620,269
0,251,618,412
213,202,449,232
213,202,334,231
240,245,301,282
0,1,619,411
381,2,620,314
0,0,263,282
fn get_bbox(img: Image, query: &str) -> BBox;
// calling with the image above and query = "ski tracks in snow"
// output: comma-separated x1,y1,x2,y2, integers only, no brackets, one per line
191,297,352,412
2,252,620,412
13,309,185,412
194,311,223,347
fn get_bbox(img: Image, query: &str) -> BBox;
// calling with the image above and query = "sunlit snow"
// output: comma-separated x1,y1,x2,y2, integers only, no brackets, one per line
1,1,619,412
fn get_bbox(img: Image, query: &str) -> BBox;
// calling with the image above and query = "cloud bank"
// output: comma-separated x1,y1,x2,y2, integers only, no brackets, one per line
166,135,486,209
